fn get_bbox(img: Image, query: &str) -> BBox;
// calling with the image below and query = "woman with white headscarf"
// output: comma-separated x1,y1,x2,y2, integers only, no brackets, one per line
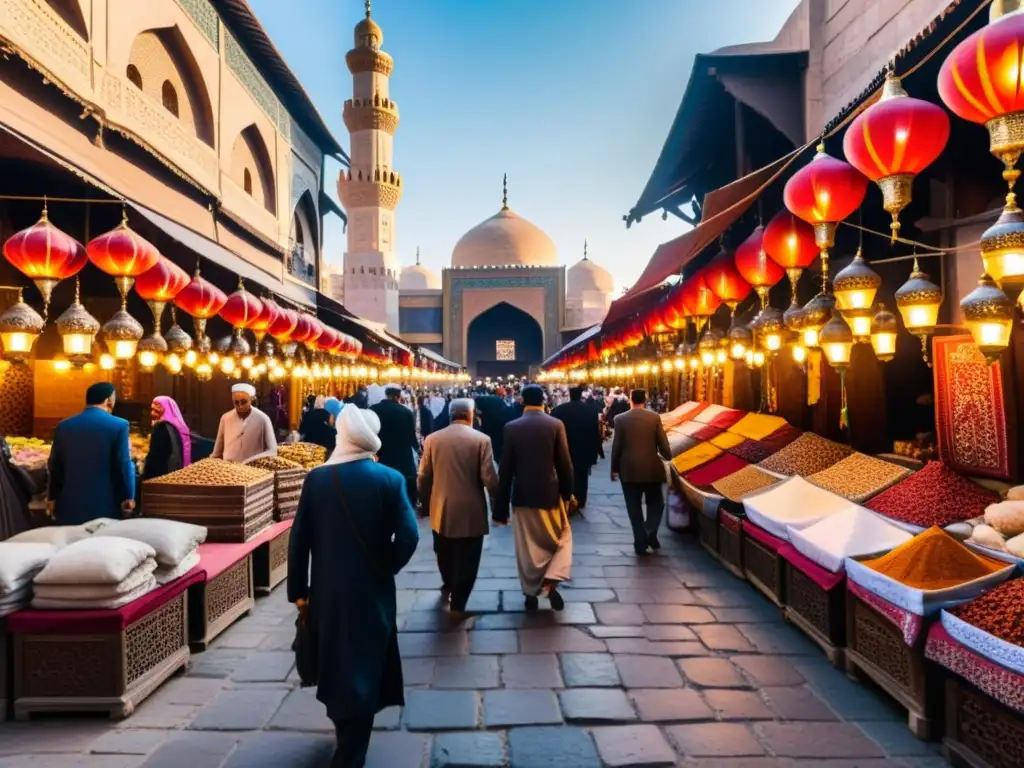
288,405,419,768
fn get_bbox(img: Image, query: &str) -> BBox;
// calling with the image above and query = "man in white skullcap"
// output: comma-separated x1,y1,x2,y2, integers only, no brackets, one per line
212,383,278,463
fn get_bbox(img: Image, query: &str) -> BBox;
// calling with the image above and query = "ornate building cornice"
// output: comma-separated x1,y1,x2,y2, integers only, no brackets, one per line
343,95,399,134
337,166,402,210
345,47,393,77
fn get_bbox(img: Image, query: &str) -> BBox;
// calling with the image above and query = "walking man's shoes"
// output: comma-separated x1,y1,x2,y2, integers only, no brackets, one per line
649,534,661,551
548,588,565,611
525,595,539,613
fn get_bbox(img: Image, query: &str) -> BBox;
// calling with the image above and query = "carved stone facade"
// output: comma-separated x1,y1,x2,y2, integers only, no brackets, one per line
343,96,399,135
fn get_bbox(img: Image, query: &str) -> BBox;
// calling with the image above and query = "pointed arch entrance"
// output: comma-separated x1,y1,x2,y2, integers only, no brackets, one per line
466,302,543,378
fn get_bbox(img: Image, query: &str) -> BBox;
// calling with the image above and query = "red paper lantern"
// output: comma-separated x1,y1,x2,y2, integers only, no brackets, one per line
734,225,785,306
643,304,669,336
174,272,227,339
220,283,263,330
135,257,190,328
938,12,1024,179
269,307,299,342
844,76,949,238
703,248,752,310
2,207,87,309
763,210,819,296
292,313,316,344
307,317,325,346
662,295,687,330
316,326,337,352
783,145,868,251
250,298,282,342
679,269,722,321
87,212,161,300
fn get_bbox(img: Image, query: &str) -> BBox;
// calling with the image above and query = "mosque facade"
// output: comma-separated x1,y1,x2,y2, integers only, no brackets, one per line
339,6,613,375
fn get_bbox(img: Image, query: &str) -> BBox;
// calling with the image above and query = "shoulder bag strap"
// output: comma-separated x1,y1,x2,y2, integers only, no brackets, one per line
331,466,389,580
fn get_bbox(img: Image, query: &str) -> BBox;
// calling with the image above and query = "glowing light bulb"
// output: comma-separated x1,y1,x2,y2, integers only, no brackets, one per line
99,354,115,370
792,344,807,364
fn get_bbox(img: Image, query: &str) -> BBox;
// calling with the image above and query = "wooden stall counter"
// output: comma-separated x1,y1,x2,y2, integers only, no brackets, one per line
926,623,1024,768
189,540,257,651
252,519,294,595
4,569,202,720
779,545,845,667
741,521,786,608
717,507,745,580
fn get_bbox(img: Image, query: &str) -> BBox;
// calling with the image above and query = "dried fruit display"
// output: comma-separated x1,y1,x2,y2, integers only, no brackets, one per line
248,455,303,472
148,458,271,487
278,442,328,469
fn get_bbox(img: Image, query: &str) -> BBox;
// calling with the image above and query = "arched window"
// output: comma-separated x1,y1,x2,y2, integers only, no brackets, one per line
126,64,142,90
243,169,253,195
293,213,304,246
161,81,179,117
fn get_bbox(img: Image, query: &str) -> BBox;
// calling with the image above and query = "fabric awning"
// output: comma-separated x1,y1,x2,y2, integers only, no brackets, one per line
417,346,460,369
128,203,316,308
320,191,346,225
542,324,602,367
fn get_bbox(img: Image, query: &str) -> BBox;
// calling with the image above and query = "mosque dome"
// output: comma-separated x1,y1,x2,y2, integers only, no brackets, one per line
354,2,383,49
400,249,440,291
451,176,557,269
567,243,614,295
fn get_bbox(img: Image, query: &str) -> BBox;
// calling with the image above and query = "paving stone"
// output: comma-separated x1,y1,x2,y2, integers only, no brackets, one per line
402,656,436,686
560,588,616,602
365,731,432,768
703,689,775,720
221,731,335,767
605,637,706,656
483,690,563,727
711,606,784,624
854,721,942,757
400,611,475,632
789,657,903,721
640,605,716,624
267,688,333,732
257,630,298,651
430,731,505,767
678,658,747,688
558,688,636,723
431,655,501,688
594,603,646,625
755,723,887,758
591,724,677,766
474,602,596,628
643,624,697,641
589,625,645,638
613,589,655,603
737,623,818,655
693,588,761,607
140,677,227,708
465,591,501,612
731,655,806,686
469,629,518,654
614,655,683,688
0,757,143,767
120,702,201,730
89,730,169,756
664,723,765,757
628,689,713,722
399,631,469,657
475,578,524,591
403,690,478,731
501,653,562,688
563,577,611,588
229,651,295,682
184,649,249,678
762,686,839,720
518,626,606,653
694,624,757,652
506,726,601,767
211,630,267,650
138,732,238,768
188,688,289,731
560,652,620,687
374,706,403,730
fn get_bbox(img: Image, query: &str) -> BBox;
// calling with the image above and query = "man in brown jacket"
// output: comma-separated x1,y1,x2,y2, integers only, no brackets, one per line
611,389,672,555
418,398,499,613
496,385,574,612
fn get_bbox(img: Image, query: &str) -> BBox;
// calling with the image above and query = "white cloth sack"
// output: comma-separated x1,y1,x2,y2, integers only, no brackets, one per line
694,404,737,424
82,518,120,533
154,549,200,585
93,518,207,567
34,536,156,586
0,542,55,594
743,476,856,541
31,577,158,610
7,525,91,550
32,559,156,600
787,506,913,573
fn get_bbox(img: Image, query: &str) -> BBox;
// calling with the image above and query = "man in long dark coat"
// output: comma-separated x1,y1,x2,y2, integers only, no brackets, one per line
551,385,602,509
473,393,512,462
372,385,419,504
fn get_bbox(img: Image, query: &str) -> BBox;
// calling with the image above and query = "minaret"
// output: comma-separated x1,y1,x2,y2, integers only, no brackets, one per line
337,0,401,332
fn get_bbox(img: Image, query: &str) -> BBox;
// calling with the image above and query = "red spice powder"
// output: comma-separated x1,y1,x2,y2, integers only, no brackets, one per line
866,460,1000,528
952,579,1024,647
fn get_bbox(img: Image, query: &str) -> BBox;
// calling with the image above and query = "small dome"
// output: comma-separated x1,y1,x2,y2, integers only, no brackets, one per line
354,3,383,48
400,257,440,291
567,244,614,295
451,209,557,269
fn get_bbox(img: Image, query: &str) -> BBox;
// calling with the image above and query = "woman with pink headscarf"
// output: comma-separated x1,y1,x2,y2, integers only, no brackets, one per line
142,396,192,481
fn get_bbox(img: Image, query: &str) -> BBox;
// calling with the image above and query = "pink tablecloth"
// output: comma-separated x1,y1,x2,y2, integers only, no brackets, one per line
198,519,293,580
847,579,924,646
742,520,786,554
779,544,845,591
926,623,1024,713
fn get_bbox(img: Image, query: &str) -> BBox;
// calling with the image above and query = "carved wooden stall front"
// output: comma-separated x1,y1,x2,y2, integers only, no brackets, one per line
782,557,846,667
188,554,254,652
717,508,745,580
253,522,292,595
741,524,786,608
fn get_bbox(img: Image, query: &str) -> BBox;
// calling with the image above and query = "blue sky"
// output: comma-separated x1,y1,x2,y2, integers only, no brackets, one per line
248,0,801,292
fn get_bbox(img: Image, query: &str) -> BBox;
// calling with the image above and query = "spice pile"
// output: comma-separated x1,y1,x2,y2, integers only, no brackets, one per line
758,433,854,477
278,442,328,469
7,437,51,471
807,453,911,503
148,459,271,486
866,460,1000,528
951,579,1024,647
711,465,780,503
248,455,304,472
862,527,1006,590
247,456,308,521
789,506,912,573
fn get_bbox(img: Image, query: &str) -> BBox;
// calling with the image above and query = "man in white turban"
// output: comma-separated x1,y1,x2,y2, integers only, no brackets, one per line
328,405,382,464
212,383,278,463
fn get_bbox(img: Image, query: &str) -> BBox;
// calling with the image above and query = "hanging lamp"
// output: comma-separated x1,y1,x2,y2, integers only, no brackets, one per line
960,273,1016,364
55,278,100,367
870,304,899,362
2,204,87,316
0,289,44,363
895,256,943,361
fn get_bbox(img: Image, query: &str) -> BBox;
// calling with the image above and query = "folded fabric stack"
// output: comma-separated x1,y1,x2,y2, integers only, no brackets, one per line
667,432,699,458
93,518,206,585
743,476,858,540
32,536,158,609
0,542,56,616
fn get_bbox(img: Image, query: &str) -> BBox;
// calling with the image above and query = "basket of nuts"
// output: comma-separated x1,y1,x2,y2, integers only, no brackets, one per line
278,442,328,469
247,455,308,521
142,459,275,542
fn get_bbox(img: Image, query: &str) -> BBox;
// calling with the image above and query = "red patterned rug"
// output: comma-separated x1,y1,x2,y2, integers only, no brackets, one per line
933,335,1015,480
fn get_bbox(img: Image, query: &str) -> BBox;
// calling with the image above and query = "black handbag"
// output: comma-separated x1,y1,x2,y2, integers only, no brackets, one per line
292,610,317,687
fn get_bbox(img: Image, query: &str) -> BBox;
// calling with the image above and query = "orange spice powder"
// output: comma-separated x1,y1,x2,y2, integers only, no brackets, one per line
862,526,1006,590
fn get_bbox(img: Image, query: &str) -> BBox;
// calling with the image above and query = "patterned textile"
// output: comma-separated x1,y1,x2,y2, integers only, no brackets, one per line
694,404,737,424
926,624,1024,713
684,454,749,488
668,432,699,458
866,460,1001,529
691,424,723,441
847,579,924,646
728,439,777,464
780,544,845,591
728,413,789,441
671,442,723,474
712,465,781,502
758,423,804,451
933,335,1015,481
674,421,707,437
708,409,747,430
743,520,787,553
807,452,913,503
661,401,708,430
720,509,743,533
710,431,745,451
757,433,855,477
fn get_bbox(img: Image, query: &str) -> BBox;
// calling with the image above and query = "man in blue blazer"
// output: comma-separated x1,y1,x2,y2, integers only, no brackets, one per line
48,382,136,525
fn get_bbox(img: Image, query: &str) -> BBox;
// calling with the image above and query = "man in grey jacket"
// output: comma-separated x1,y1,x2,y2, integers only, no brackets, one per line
611,389,672,555
418,398,498,613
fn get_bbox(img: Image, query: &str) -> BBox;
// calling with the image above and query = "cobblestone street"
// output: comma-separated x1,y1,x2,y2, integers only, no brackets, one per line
0,466,948,767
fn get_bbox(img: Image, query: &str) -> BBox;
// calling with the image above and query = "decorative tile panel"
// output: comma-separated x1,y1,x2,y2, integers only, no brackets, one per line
291,120,322,171
224,29,290,139
175,0,219,48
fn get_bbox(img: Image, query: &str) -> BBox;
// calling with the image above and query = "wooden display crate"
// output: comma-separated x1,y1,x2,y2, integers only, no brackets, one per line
273,468,306,521
254,525,292,595
783,559,845,667
942,673,1024,768
187,554,255,651
742,528,785,608
717,509,745,580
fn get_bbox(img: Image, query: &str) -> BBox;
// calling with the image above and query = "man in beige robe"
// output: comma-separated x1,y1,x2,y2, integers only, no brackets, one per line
212,383,278,463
